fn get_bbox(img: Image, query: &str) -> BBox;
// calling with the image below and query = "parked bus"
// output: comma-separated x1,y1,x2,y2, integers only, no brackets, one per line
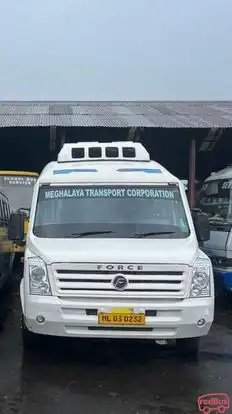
8,142,213,355
197,165,232,292
0,190,14,290
0,171,38,258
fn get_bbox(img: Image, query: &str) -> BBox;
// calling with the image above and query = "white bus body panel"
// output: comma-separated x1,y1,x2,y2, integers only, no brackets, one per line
21,142,214,340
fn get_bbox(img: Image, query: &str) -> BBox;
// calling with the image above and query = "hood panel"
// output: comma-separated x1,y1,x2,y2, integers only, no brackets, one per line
27,236,198,266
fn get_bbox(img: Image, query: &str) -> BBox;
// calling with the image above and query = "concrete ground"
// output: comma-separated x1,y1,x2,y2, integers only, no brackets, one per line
0,273,231,414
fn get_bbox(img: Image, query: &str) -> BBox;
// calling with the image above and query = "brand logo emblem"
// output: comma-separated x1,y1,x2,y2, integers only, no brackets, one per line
197,393,230,413
112,274,128,291
97,264,143,271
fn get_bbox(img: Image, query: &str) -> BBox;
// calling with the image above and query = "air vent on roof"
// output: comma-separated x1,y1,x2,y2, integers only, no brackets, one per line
122,147,136,158
105,147,119,158
71,148,85,158
89,147,102,158
57,141,150,163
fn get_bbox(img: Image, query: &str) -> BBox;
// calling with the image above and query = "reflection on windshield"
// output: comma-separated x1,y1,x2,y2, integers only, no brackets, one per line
197,178,232,222
2,186,34,211
33,185,190,239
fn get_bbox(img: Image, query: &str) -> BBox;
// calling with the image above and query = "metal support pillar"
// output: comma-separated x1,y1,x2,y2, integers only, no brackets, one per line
49,126,57,152
127,127,137,141
127,127,143,142
60,129,66,149
188,139,196,209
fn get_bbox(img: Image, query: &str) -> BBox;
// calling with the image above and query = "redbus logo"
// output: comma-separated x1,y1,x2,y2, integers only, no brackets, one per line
198,393,230,413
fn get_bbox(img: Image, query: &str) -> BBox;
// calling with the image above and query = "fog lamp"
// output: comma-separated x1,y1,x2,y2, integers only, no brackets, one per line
36,315,45,324
197,318,206,327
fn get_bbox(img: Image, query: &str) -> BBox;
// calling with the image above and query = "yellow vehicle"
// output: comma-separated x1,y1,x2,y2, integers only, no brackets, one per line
0,190,14,290
0,171,38,258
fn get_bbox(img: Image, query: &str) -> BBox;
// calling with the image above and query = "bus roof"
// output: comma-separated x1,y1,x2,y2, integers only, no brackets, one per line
0,171,39,177
38,160,180,185
38,142,180,185
205,166,232,182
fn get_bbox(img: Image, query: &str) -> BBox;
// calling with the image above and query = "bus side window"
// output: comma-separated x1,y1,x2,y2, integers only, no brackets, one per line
5,203,10,221
6,203,10,220
2,201,5,222
6,204,8,221
2,201,8,223
0,199,3,223
6,204,9,220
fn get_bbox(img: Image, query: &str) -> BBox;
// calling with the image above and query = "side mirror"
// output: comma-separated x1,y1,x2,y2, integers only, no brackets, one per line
191,208,210,242
18,207,30,216
8,212,25,241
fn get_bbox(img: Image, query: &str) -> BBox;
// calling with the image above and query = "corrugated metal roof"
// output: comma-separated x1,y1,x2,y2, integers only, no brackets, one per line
0,101,232,128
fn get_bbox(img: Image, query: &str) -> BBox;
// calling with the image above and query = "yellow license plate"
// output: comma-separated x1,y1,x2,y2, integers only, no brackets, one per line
98,312,145,325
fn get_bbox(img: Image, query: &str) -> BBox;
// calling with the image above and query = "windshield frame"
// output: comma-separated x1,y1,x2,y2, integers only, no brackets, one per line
32,183,191,240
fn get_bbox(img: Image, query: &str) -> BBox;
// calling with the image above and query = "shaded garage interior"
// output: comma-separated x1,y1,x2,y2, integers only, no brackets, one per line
0,101,232,206
0,125,231,180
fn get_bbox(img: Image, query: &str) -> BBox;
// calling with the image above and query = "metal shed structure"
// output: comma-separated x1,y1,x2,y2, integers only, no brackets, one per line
0,100,232,208
0,101,232,128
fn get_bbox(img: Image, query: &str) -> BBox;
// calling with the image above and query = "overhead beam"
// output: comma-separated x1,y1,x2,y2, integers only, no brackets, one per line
127,127,144,142
49,126,57,152
188,139,196,208
127,127,137,141
199,127,223,152
60,128,66,148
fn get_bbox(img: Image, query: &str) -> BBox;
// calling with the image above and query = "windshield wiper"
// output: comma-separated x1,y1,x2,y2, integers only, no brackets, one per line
66,231,115,238
131,231,176,238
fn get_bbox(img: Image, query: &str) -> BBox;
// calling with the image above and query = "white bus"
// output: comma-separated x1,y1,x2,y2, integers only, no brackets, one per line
8,141,214,358
197,165,232,293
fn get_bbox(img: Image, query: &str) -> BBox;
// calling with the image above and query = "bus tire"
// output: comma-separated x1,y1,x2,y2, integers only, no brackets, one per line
176,337,200,359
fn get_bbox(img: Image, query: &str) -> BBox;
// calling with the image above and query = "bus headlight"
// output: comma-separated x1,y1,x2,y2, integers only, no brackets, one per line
190,259,211,298
28,257,51,296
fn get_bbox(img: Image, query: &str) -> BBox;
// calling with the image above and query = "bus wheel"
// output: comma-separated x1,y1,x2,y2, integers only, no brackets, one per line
21,315,41,351
176,337,200,359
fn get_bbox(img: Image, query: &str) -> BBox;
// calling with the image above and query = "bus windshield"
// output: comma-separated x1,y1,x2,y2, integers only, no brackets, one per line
197,178,232,222
0,174,37,212
33,185,190,239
